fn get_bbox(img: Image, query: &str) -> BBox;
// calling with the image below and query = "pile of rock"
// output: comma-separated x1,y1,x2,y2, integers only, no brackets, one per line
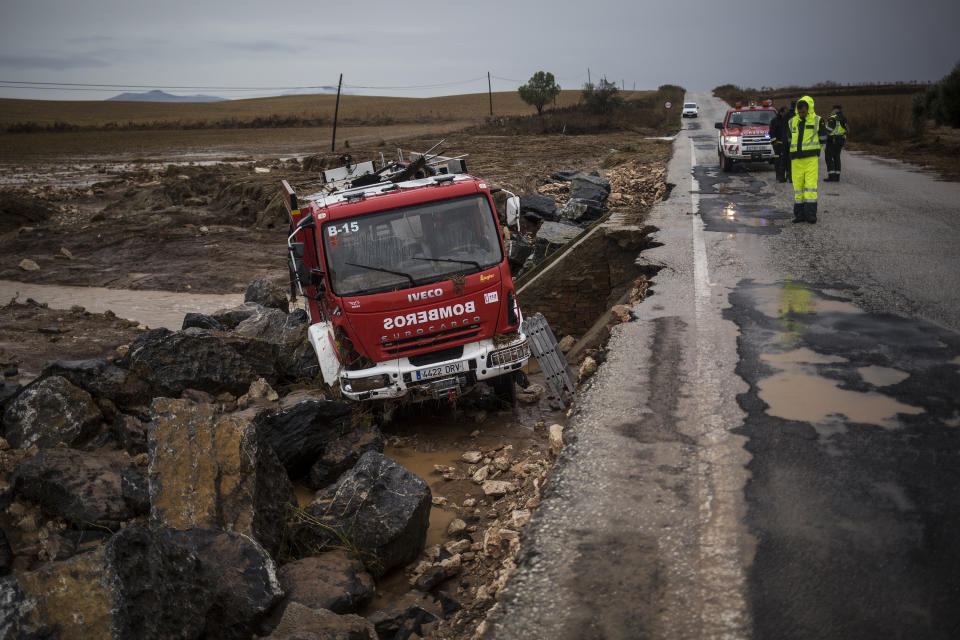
507,160,666,279
389,438,559,638
0,278,439,639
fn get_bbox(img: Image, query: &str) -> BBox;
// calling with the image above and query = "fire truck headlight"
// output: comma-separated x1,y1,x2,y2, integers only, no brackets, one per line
507,289,519,326
342,374,389,392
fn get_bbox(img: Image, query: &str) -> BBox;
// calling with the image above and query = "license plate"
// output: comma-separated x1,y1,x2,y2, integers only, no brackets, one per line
415,361,465,381
745,145,766,151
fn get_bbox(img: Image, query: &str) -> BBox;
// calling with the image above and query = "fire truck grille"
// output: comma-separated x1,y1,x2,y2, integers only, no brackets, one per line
742,134,769,145
381,324,483,357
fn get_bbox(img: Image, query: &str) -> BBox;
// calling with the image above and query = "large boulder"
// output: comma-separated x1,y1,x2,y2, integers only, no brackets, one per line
149,398,296,554
3,375,103,449
294,451,431,578
233,306,315,381
308,425,384,490
211,301,264,330
366,590,444,639
0,381,21,413
112,412,149,455
557,197,606,225
245,278,290,313
254,399,354,480
0,528,12,576
40,358,151,407
3,527,283,639
519,194,558,222
264,602,377,640
1,547,115,638
505,235,535,276
233,305,288,342
571,172,611,202
181,312,224,331
12,449,148,529
104,525,283,640
126,328,262,396
532,220,582,262
277,551,375,614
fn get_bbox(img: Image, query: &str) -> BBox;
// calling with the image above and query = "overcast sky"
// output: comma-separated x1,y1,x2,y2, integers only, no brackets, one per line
2,0,959,101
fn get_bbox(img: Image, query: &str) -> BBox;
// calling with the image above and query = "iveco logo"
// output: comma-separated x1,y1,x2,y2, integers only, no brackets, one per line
407,287,443,303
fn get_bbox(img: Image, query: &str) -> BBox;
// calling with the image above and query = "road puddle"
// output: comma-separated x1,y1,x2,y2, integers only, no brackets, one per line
0,279,242,330
857,366,910,387
757,370,923,430
737,280,927,431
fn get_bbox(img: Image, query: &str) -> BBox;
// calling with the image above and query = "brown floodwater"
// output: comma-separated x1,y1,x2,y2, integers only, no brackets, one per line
0,279,243,330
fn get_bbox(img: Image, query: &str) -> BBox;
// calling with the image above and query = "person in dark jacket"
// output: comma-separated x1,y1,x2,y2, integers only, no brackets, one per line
783,101,796,179
824,104,849,181
769,106,789,182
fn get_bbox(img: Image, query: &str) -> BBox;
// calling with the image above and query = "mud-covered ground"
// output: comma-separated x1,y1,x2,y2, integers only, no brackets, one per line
0,126,670,639
0,130,670,293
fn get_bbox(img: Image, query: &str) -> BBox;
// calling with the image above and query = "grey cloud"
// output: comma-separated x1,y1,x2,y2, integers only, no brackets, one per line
0,53,110,70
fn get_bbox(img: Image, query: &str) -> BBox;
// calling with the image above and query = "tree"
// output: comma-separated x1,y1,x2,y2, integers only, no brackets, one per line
581,77,622,114
518,71,561,115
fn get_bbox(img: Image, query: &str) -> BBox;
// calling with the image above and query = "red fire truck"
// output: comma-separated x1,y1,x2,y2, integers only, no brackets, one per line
715,102,778,172
282,146,530,402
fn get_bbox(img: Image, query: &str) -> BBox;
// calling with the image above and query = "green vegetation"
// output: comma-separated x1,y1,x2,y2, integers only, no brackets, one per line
581,78,623,114
518,71,562,115
469,84,684,136
913,60,960,129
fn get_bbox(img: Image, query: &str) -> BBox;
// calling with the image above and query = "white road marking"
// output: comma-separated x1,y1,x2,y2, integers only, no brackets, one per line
690,137,710,302
688,130,751,637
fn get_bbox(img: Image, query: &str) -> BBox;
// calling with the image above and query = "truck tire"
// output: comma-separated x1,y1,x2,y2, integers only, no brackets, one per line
491,372,517,405
721,154,734,172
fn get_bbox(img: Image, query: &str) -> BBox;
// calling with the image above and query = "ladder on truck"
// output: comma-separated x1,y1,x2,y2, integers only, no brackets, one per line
521,313,576,404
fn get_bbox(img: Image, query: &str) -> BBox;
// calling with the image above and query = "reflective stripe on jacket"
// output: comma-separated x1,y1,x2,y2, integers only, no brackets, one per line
790,95,825,158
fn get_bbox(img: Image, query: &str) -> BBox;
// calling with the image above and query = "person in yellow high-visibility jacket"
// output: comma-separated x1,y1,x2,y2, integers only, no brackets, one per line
789,95,833,224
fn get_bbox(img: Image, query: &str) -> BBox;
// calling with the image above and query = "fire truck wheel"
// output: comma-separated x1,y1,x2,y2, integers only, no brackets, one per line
721,155,734,172
491,372,517,405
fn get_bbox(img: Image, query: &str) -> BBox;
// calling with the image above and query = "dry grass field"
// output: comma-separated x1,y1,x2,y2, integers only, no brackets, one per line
0,89,650,130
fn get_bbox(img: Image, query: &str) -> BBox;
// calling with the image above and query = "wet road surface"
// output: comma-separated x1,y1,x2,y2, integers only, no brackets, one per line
484,93,960,639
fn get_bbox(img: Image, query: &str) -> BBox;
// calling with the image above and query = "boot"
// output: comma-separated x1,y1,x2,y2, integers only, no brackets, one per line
805,202,818,224
792,203,805,223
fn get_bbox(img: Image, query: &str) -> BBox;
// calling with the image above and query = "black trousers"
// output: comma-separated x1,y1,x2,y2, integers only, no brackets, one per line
825,138,844,177
774,143,787,180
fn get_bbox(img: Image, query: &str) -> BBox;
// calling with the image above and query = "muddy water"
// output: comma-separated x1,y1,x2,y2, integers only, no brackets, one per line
0,279,243,330
743,280,926,431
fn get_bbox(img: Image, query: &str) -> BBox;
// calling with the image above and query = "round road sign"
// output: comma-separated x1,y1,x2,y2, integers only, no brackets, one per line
665,101,672,109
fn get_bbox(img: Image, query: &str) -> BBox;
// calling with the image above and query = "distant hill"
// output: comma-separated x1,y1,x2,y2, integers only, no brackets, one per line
107,90,227,103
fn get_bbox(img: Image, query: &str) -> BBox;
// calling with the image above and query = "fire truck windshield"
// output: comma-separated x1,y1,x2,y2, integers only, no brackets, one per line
727,110,775,126
323,194,503,296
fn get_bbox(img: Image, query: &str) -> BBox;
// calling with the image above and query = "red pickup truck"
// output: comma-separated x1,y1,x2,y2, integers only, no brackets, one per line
715,104,778,172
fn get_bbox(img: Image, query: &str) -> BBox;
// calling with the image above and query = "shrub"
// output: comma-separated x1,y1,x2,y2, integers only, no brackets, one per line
518,71,562,116
581,78,622,114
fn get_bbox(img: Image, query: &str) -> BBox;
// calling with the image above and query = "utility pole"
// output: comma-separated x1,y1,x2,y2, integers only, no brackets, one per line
587,68,591,85
488,71,493,116
331,73,343,152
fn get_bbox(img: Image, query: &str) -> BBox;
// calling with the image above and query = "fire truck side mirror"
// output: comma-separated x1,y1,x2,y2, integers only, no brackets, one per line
505,196,521,227
715,122,723,129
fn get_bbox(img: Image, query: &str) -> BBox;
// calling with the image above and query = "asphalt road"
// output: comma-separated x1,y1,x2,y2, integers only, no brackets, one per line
482,92,960,639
